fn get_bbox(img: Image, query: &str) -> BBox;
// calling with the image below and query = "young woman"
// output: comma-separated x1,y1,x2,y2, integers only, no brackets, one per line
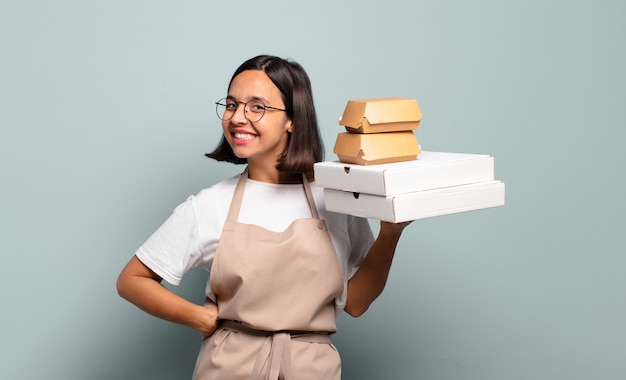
117,55,411,379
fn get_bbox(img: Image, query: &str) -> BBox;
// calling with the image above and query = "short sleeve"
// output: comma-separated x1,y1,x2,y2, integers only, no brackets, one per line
135,196,205,285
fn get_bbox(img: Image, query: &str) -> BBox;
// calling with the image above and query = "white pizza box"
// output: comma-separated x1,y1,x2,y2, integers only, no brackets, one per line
323,180,505,223
314,151,495,196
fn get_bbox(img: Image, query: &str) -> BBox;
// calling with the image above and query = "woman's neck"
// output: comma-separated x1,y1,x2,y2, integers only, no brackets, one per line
246,165,302,184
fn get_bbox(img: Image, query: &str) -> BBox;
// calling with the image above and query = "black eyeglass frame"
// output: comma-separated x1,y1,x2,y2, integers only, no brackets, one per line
215,98,287,122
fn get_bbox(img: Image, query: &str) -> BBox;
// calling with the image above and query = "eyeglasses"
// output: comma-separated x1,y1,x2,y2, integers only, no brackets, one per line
215,98,287,123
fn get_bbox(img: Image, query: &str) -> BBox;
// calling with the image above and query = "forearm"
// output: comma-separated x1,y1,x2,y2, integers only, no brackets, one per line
117,256,217,335
345,221,410,317
118,275,197,327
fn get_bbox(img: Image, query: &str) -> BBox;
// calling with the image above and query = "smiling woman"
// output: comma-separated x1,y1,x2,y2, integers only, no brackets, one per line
116,54,412,379
206,55,324,181
216,69,294,181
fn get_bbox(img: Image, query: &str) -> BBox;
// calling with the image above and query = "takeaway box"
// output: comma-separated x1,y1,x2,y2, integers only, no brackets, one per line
323,180,506,223
314,151,496,196
338,98,422,134
333,130,421,165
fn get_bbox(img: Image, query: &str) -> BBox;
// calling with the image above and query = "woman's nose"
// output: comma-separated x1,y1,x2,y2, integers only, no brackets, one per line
230,103,248,123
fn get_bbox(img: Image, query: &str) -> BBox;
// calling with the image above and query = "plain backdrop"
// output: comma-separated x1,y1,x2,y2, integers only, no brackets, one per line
1,1,624,379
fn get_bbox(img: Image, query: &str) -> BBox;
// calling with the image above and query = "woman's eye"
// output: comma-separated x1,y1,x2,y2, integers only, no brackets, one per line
225,103,237,110
250,103,265,112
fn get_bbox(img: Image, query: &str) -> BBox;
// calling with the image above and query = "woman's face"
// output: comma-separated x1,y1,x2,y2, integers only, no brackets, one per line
222,70,293,168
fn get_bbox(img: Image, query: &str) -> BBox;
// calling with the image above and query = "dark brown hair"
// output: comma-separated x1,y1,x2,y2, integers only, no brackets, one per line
206,55,324,176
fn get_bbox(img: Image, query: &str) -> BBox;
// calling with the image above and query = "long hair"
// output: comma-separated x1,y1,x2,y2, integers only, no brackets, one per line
206,55,324,176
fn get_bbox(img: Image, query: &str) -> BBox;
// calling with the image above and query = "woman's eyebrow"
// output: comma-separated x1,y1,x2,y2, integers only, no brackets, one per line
226,95,269,103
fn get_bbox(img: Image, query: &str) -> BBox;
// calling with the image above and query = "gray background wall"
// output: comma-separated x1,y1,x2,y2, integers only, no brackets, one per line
1,0,624,379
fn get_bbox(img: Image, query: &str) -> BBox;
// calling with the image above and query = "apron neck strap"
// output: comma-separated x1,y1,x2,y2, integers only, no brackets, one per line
226,167,248,222
302,173,320,220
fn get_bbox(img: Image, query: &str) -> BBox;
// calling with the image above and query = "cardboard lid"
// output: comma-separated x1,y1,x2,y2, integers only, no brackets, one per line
333,131,422,165
338,98,422,132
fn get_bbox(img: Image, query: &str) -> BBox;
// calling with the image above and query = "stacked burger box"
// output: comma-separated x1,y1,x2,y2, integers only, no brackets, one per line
333,98,423,165
314,98,505,223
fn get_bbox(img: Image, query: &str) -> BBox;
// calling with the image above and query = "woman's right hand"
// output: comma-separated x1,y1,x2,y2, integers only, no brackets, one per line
195,301,219,340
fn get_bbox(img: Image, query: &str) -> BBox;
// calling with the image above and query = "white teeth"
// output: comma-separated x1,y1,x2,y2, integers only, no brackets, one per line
234,132,255,140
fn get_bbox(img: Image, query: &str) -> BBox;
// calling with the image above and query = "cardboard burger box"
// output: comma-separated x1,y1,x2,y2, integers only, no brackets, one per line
322,180,505,223
338,98,422,134
333,130,421,165
314,151,496,196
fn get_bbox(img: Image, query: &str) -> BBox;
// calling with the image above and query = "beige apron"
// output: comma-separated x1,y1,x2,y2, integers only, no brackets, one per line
192,168,344,380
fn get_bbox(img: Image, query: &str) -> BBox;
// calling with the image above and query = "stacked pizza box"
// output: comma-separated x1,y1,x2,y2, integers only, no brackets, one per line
314,98,505,222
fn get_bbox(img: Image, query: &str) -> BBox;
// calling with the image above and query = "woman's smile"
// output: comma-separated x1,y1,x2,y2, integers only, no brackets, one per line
231,129,258,144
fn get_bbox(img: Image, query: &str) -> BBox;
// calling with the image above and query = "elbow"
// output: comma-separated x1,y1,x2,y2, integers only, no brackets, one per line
344,303,369,318
116,276,125,299
116,273,131,301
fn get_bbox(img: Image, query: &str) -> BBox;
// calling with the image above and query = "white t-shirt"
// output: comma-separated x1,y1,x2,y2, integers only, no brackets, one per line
135,174,375,316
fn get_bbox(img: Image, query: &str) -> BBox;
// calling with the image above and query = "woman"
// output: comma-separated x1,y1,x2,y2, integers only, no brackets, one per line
117,55,411,379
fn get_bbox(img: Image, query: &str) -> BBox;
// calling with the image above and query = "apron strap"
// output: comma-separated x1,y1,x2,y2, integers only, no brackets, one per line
225,167,248,223
252,332,291,380
220,320,331,380
302,173,320,220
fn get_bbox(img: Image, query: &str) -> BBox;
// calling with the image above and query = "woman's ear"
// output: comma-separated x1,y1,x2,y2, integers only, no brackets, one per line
286,120,293,133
